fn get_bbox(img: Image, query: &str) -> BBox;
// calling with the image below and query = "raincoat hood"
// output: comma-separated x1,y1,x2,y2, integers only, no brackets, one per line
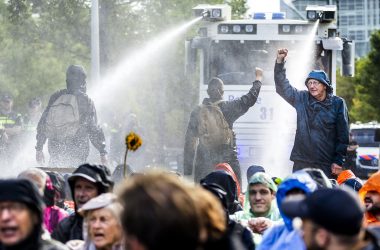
244,172,277,214
215,163,242,198
305,70,333,93
276,170,318,231
201,170,239,214
359,171,380,224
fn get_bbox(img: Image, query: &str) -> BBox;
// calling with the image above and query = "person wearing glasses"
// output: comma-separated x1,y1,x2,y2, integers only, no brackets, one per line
274,48,349,178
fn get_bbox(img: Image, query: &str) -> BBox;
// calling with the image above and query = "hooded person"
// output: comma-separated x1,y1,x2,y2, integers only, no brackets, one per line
43,176,69,234
36,65,107,168
231,172,281,245
258,170,318,250
201,170,243,215
52,164,114,243
215,163,244,205
65,193,124,250
275,49,349,179
0,179,67,250
200,182,255,250
359,171,380,226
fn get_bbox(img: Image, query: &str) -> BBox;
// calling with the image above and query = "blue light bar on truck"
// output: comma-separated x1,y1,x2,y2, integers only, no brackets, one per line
272,12,286,19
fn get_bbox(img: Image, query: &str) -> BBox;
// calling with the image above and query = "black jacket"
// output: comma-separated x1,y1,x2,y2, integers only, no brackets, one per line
274,62,349,171
51,213,83,244
184,81,261,182
36,89,106,166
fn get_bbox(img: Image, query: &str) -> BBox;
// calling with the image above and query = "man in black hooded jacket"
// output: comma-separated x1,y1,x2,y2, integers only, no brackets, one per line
184,68,262,184
51,164,113,243
36,65,107,167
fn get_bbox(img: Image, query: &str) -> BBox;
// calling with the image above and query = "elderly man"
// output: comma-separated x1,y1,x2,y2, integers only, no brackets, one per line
52,164,113,243
0,179,67,249
231,172,281,245
274,48,349,178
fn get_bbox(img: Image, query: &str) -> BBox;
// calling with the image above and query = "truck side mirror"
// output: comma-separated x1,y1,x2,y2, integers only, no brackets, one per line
341,39,355,77
185,39,197,76
375,129,380,142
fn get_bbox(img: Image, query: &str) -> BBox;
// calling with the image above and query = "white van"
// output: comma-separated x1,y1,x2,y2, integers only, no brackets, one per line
350,122,380,178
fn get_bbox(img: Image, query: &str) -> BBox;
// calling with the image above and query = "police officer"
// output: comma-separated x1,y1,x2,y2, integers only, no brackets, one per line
0,93,23,165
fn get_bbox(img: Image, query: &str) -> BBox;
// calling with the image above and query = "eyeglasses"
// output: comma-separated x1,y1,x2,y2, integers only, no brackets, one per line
0,203,26,215
306,80,321,87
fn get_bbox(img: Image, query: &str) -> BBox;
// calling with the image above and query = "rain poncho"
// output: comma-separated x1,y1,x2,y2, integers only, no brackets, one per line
230,172,281,245
359,171,380,226
258,170,318,250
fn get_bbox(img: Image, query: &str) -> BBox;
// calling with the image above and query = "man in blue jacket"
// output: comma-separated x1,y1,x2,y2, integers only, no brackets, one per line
274,48,349,178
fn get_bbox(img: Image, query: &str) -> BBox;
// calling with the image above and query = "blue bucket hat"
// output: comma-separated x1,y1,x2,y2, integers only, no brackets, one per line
305,70,333,93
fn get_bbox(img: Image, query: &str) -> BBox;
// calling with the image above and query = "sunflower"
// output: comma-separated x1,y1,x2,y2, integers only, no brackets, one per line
125,132,142,151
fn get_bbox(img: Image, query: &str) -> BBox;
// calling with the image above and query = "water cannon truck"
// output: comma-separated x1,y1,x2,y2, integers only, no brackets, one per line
185,2,355,180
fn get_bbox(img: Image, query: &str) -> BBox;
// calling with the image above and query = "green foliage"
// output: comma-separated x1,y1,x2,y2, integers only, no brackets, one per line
348,30,380,122
0,0,246,165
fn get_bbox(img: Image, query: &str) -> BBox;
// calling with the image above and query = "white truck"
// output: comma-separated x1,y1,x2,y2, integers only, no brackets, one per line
185,3,354,181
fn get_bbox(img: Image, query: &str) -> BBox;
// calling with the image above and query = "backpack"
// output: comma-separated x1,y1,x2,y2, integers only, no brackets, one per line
198,100,233,150
45,94,80,140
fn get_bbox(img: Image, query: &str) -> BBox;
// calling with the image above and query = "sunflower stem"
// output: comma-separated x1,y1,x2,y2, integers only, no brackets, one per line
123,149,129,178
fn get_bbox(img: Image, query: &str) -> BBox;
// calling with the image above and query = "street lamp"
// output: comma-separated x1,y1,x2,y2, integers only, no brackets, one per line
91,0,100,86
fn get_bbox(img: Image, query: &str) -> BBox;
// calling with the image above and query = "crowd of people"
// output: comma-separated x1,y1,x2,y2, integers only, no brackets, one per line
1,163,380,250
0,49,378,250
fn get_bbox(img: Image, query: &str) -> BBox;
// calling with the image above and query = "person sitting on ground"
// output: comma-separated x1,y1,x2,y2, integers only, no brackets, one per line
359,171,380,226
215,163,244,205
52,164,113,243
281,188,365,250
17,167,48,195
119,171,201,250
46,171,74,214
66,193,124,250
201,170,243,215
43,175,69,234
0,179,67,250
200,182,255,250
231,172,281,245
258,170,318,250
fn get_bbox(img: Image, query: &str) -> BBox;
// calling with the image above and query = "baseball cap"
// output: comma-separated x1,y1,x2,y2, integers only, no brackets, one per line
78,193,118,216
281,188,364,236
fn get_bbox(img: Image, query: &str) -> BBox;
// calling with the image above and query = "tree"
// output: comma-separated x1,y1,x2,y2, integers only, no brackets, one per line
349,30,380,122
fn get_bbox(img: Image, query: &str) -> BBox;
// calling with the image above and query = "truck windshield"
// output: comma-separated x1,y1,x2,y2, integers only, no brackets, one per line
351,129,380,147
208,40,331,85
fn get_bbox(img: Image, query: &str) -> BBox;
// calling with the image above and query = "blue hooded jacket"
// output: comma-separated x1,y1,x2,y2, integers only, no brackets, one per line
274,62,349,176
258,170,317,250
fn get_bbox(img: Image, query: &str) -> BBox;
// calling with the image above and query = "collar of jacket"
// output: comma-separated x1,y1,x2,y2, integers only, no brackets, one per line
308,93,333,107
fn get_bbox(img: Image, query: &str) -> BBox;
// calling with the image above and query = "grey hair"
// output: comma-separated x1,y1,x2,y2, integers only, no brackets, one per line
17,168,48,193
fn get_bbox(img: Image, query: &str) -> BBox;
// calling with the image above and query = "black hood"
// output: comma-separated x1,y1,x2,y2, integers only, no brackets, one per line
68,164,114,211
201,170,239,214
66,65,87,93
